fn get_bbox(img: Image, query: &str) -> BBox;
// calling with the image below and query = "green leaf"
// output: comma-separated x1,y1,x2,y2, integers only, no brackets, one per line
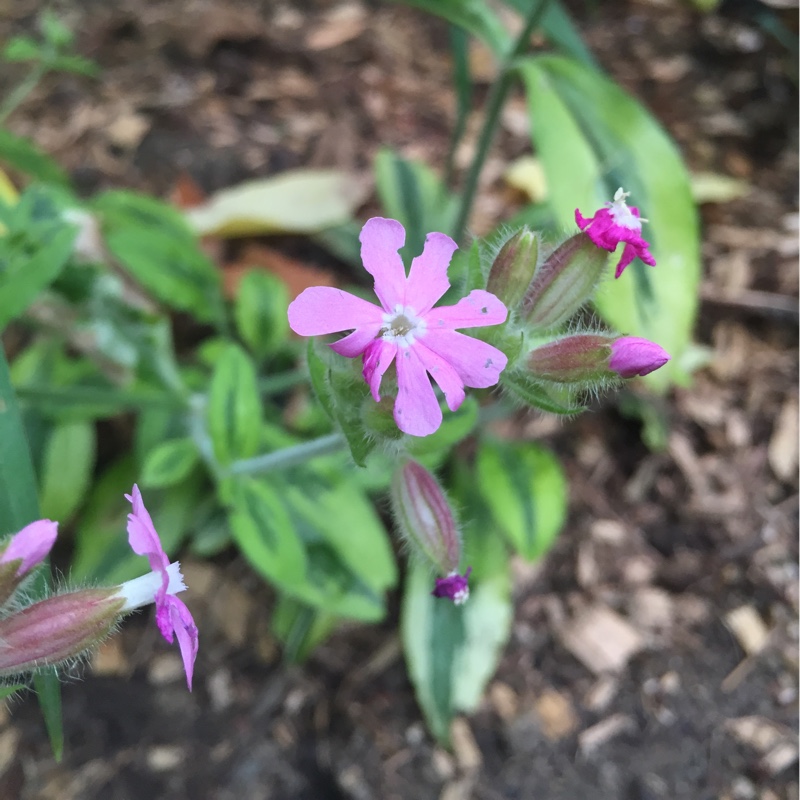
141,438,199,489
374,148,458,261
519,55,701,391
396,0,510,58
2,36,44,62
104,226,223,324
402,533,512,744
233,270,290,360
40,11,73,49
185,169,369,237
39,420,95,521
0,129,70,186
0,350,62,758
475,438,567,561
0,684,26,700
49,55,99,77
207,345,263,466
229,478,308,585
271,595,339,663
0,225,76,330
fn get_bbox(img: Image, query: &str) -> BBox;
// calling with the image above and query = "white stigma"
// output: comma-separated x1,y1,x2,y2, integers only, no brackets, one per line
117,561,187,611
380,304,426,348
608,187,642,230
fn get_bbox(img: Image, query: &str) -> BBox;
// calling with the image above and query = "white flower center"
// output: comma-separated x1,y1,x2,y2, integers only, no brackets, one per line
608,187,644,230
380,305,426,348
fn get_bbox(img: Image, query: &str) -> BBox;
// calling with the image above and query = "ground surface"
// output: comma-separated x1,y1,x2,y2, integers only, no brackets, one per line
0,1,797,799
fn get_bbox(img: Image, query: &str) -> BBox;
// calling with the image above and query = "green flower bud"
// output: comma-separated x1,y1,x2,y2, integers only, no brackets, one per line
486,228,539,310
528,334,616,384
522,234,607,329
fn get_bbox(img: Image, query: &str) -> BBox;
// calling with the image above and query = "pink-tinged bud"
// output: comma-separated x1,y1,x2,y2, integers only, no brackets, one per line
432,568,472,605
608,336,670,378
486,228,539,310
391,460,461,575
522,234,607,329
0,520,58,607
0,520,58,577
0,589,124,677
528,334,615,384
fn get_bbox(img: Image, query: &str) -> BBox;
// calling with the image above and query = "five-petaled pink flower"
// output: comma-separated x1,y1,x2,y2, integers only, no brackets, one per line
575,188,656,278
126,485,198,689
288,218,509,437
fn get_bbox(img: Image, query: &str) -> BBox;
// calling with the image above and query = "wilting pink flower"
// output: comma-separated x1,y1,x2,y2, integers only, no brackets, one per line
432,568,472,605
0,520,57,577
575,188,656,278
288,217,508,437
609,336,670,378
126,485,198,689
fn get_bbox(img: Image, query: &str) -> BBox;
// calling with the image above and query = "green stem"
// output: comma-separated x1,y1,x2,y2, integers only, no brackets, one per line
223,432,346,477
15,384,184,411
451,0,551,243
0,65,47,126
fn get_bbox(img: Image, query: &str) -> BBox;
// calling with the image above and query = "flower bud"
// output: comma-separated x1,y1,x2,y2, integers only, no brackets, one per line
432,568,472,605
528,334,615,384
521,234,607,330
609,336,670,378
390,460,461,575
0,589,124,677
486,228,538,310
0,520,58,607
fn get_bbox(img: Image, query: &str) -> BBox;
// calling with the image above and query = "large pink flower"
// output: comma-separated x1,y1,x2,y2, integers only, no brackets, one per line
288,218,509,437
126,485,198,690
575,188,656,278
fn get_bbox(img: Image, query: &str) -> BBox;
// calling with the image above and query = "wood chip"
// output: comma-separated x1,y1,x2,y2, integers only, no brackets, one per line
578,714,636,756
488,682,519,721
584,676,619,713
559,605,645,675
305,4,366,50
724,606,770,656
450,718,482,774
91,637,128,677
533,689,579,741
768,396,798,482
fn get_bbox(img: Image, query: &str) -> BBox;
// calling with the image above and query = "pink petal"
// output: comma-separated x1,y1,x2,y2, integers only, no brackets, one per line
165,595,198,691
359,217,408,311
362,339,397,402
288,287,383,336
405,232,458,315
422,330,507,388
0,519,58,576
329,324,382,358
125,485,169,587
415,343,465,412
394,347,443,436
424,290,508,331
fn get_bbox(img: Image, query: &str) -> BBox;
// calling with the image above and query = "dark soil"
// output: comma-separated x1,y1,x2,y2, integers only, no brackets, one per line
0,2,797,799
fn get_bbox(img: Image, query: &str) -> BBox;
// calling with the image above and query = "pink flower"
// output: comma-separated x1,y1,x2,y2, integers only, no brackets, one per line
288,217,509,437
432,568,472,605
126,485,198,689
0,520,58,577
609,336,670,378
575,188,656,278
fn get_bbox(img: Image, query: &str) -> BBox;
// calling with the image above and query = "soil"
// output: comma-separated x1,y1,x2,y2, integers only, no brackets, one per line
0,2,797,799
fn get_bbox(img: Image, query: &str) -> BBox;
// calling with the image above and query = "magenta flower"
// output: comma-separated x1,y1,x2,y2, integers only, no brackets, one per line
288,217,509,437
609,336,670,378
126,485,198,689
575,188,656,278
0,520,58,577
432,568,472,605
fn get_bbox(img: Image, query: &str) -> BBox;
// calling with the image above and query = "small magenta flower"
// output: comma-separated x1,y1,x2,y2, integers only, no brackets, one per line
608,336,670,378
575,188,656,278
288,217,509,437
432,568,472,605
0,520,57,577
126,485,198,689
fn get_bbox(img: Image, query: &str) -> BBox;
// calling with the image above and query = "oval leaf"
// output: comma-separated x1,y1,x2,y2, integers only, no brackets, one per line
39,420,96,522
141,438,199,489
